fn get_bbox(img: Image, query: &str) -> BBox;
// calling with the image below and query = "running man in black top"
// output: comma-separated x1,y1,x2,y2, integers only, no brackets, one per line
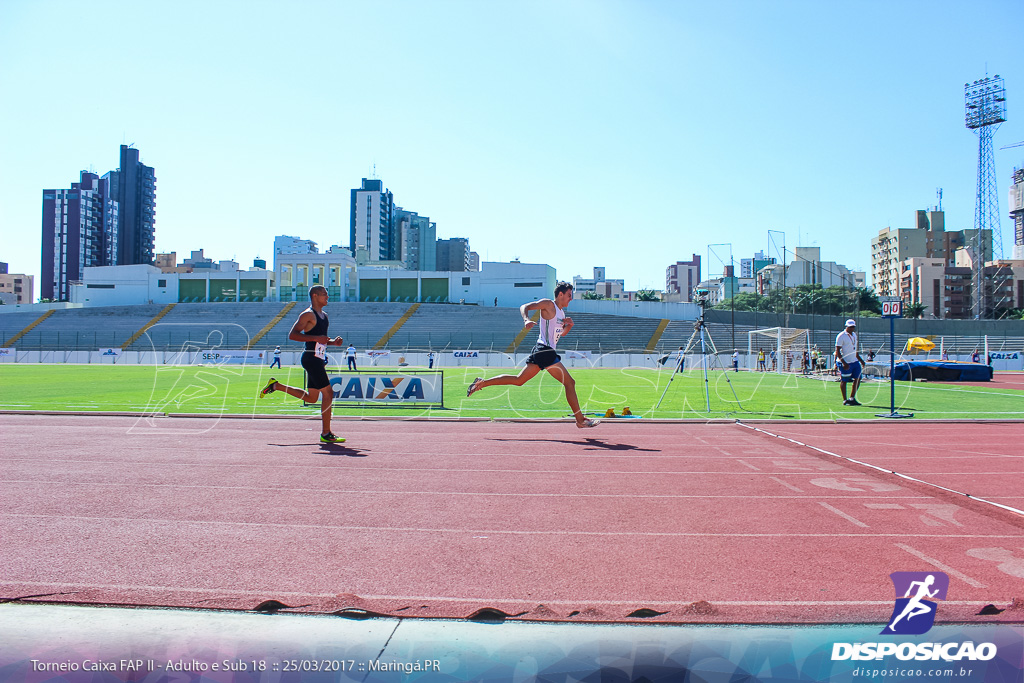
259,285,345,443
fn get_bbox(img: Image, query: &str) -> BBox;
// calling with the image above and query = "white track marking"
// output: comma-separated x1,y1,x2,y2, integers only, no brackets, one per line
0,481,934,500
736,423,1024,518
770,477,804,493
895,543,986,588
4,513,1019,539
0,580,998,607
818,502,869,528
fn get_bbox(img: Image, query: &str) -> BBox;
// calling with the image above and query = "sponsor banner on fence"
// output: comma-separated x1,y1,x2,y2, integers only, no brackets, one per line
990,351,1019,360
197,349,264,364
98,348,122,357
329,373,442,404
366,349,391,365
565,350,593,359
0,347,13,357
452,350,479,359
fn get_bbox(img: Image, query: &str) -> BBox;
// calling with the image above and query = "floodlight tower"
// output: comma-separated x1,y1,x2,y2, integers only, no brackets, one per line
964,75,1006,318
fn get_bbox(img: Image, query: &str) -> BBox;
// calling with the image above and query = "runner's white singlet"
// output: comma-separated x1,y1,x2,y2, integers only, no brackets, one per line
537,305,565,349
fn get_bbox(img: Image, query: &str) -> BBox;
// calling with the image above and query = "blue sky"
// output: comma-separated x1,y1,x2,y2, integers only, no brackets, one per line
2,0,1022,296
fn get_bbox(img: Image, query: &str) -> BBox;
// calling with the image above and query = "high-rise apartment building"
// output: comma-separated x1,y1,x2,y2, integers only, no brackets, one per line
350,178,395,261
1010,168,1024,261
41,171,119,300
870,209,990,297
666,255,701,302
436,238,470,272
740,251,775,278
0,262,34,305
394,208,437,271
106,145,156,266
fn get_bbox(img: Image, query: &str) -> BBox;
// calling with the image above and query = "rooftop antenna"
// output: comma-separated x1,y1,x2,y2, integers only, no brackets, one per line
936,188,943,211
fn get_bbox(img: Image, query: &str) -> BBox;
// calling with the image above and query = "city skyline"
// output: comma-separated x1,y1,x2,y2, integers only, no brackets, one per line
2,1,1022,298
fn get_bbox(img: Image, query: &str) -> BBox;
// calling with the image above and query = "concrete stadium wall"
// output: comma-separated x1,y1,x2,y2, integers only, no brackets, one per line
2,348,1021,371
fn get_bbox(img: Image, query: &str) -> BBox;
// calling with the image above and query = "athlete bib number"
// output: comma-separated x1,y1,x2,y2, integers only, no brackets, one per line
314,342,327,360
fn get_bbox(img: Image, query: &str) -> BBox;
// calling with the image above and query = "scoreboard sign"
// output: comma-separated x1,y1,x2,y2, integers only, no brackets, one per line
881,300,903,318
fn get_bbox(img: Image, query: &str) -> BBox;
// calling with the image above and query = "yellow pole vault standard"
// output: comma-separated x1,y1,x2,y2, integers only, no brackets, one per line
121,303,177,349
374,303,420,349
247,301,297,349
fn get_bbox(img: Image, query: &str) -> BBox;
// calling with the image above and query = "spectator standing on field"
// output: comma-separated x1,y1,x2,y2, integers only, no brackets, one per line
835,319,865,407
346,344,357,371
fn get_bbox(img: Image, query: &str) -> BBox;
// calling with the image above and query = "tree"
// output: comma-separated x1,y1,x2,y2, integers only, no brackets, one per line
581,290,604,300
854,287,882,315
634,288,660,302
714,292,765,311
904,302,927,319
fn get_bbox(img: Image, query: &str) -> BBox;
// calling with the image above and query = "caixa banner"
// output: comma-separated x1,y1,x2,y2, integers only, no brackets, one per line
328,372,443,406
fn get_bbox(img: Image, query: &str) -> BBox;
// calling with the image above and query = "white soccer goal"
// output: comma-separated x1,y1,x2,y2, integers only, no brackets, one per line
747,327,811,373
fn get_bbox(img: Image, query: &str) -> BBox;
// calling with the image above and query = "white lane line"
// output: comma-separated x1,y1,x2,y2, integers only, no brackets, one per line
819,502,869,528
4,513,1019,539
737,460,762,471
0,580,998,607
771,477,805,493
895,543,987,589
0,481,934,500
735,423,1024,519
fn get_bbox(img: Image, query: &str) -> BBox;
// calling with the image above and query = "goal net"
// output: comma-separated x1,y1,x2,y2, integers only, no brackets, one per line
747,327,810,373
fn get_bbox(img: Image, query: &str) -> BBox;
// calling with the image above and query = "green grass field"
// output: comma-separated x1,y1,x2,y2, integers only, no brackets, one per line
1,363,1021,420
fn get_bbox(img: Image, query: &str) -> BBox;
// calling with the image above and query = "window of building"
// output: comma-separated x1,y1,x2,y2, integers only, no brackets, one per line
462,277,470,285
158,279,167,287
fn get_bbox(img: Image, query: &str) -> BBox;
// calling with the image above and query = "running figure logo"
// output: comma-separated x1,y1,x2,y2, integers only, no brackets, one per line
881,572,949,635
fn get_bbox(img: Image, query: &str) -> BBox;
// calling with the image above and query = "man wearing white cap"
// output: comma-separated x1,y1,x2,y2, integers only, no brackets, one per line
835,319,864,406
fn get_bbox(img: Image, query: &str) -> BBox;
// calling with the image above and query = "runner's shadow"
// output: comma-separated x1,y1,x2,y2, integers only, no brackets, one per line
270,444,369,457
490,437,658,452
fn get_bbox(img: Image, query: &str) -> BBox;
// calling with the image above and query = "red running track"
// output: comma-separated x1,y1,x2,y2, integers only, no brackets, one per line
1,414,1022,624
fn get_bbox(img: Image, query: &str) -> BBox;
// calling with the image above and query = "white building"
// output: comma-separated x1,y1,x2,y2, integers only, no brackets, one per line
276,248,358,302
573,266,625,296
756,247,864,294
69,264,275,306
274,236,319,256
357,261,556,307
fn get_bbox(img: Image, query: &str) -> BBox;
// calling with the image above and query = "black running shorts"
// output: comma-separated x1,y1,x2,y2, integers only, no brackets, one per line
301,352,331,390
525,344,562,370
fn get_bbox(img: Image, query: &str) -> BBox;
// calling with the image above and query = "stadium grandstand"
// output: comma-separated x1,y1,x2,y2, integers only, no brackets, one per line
2,303,1022,363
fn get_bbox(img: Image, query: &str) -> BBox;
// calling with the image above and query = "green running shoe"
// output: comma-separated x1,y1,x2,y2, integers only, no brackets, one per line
320,432,346,443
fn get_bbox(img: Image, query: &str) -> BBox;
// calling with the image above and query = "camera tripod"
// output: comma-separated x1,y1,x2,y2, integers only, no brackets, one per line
655,308,743,413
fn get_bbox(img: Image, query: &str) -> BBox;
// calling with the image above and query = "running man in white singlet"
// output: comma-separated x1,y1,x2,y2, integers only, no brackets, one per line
467,282,598,428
